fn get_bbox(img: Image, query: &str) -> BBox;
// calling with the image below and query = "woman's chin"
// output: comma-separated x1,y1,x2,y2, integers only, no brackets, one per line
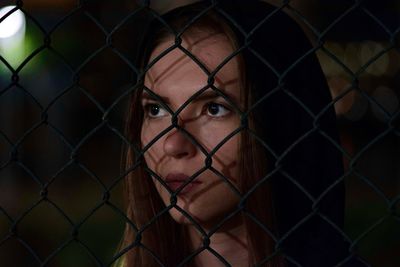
169,209,195,225
167,198,203,225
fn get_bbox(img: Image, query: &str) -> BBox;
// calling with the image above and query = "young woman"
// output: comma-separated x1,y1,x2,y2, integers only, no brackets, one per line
116,0,366,266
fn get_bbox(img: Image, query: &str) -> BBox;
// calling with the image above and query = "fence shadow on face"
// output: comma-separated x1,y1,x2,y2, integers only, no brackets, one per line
0,1,399,267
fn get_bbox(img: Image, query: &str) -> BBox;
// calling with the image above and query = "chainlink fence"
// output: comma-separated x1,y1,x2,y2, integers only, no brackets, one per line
0,0,399,266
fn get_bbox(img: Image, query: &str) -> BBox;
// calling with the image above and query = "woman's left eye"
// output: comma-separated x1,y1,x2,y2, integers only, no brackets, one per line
205,102,231,117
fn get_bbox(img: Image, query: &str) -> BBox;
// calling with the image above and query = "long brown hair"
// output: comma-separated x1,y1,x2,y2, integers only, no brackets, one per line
118,3,285,267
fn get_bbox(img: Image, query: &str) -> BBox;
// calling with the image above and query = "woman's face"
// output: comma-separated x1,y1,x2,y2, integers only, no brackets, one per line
141,30,242,228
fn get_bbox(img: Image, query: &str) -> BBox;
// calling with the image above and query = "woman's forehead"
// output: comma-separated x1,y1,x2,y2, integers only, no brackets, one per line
144,31,240,97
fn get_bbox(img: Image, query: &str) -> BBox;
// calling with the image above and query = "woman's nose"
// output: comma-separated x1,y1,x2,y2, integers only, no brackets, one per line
163,126,197,159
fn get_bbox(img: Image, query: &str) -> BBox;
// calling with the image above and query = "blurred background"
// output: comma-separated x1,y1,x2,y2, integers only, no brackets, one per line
0,0,398,266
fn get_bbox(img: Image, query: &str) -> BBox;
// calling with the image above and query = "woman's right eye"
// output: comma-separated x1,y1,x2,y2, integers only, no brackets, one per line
143,103,168,118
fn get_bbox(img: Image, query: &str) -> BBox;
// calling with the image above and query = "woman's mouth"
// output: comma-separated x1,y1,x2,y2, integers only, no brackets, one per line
165,173,202,194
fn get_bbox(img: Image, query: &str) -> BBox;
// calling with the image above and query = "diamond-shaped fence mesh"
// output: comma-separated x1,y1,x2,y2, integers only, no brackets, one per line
0,0,399,266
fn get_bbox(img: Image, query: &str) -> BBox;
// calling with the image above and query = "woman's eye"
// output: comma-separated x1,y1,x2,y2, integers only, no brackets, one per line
144,103,168,118
206,102,231,117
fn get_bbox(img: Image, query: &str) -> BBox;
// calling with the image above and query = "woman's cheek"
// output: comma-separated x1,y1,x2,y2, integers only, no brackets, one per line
201,119,240,150
141,123,164,168
141,119,168,146
200,123,240,164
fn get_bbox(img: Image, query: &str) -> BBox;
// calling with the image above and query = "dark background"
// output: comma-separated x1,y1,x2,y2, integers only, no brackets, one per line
0,0,398,266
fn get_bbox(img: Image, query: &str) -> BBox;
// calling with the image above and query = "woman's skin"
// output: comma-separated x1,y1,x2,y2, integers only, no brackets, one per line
141,30,249,266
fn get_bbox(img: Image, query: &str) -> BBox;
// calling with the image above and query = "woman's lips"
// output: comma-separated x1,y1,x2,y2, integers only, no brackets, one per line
167,181,201,194
165,173,202,194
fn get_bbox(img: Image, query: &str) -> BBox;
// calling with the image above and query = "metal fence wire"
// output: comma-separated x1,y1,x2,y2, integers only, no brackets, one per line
0,0,399,266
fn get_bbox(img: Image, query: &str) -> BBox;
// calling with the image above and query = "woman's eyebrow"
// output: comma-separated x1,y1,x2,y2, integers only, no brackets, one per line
141,90,239,105
191,90,238,104
141,91,171,105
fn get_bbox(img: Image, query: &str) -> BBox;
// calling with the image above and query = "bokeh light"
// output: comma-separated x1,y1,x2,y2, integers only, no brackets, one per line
0,5,26,70
360,41,389,76
343,42,361,73
0,6,25,39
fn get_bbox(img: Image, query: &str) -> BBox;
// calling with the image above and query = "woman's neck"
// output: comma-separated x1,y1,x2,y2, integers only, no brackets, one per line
185,214,249,267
